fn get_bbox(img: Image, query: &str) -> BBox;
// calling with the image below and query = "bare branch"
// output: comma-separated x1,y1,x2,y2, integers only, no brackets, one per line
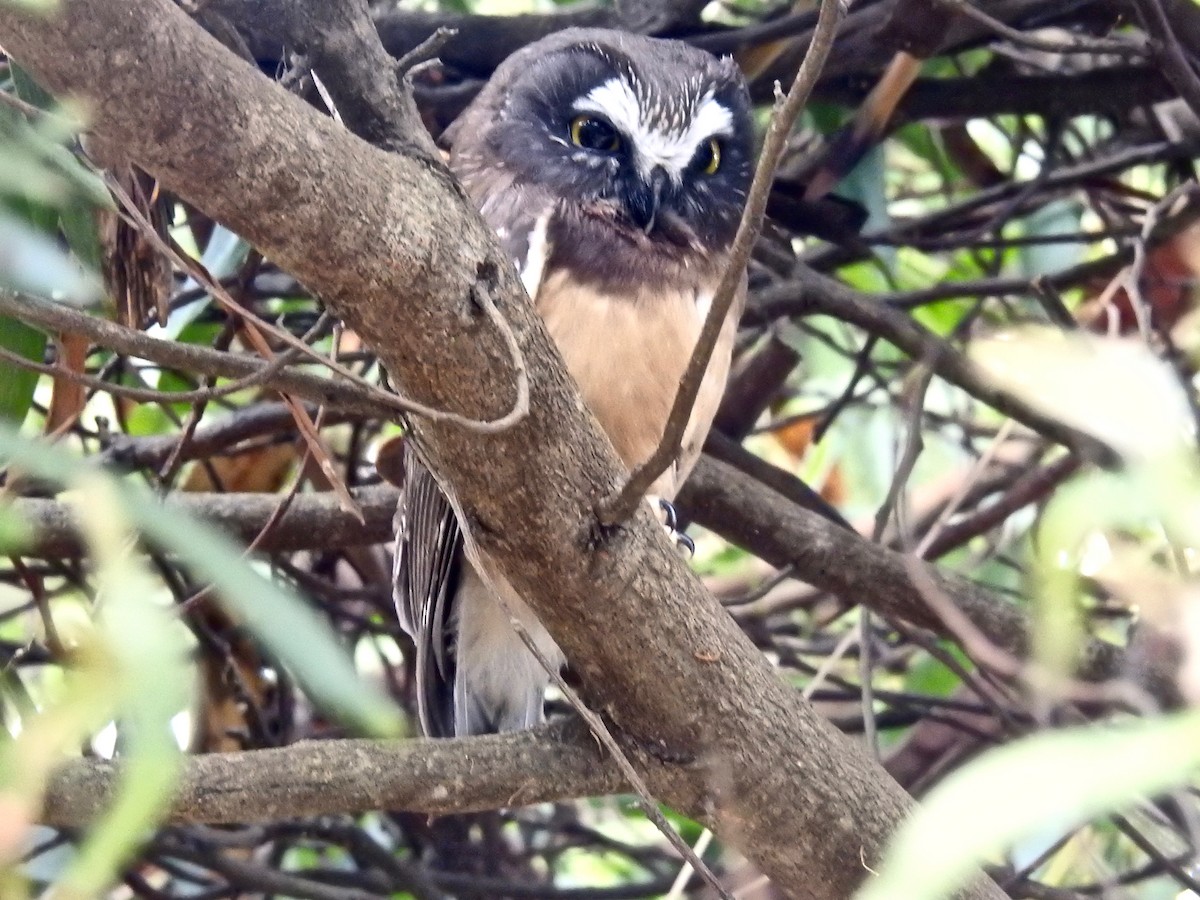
40,722,624,827
750,266,1120,464
598,0,847,525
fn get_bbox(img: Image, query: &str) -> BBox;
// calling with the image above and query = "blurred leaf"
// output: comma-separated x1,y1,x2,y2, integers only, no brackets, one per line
8,63,54,110
0,504,32,555
1017,200,1086,280
0,105,110,213
904,647,965,699
837,144,891,239
0,213,103,305
57,201,101,272
7,66,105,278
1027,472,1151,688
0,316,45,424
895,123,959,186
0,0,57,11
122,401,173,438
0,423,404,738
857,711,1200,900
0,636,114,875
15,106,110,211
52,476,188,898
971,329,1192,464
974,330,1200,686
910,298,969,337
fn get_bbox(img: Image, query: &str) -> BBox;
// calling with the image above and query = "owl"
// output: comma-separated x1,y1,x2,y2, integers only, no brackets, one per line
395,28,754,737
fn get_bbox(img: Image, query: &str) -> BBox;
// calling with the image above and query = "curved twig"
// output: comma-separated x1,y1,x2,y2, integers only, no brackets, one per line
598,0,848,525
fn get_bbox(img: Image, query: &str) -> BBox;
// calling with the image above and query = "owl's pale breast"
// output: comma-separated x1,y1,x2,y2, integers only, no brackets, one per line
534,266,735,498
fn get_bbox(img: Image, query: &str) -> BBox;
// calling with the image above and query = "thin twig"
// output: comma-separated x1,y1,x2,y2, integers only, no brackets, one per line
500,609,733,900
0,340,307,405
0,291,395,421
597,0,847,525
102,173,529,434
394,26,457,79
1129,0,1200,122
935,0,1148,56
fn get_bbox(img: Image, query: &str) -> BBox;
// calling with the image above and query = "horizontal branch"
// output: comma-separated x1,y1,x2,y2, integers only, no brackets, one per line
18,455,1175,704
99,400,342,469
0,292,396,422
679,456,1178,701
41,721,624,827
14,485,398,557
816,66,1174,123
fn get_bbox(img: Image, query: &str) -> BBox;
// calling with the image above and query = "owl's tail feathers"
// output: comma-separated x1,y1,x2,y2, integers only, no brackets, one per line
449,571,564,737
453,676,546,737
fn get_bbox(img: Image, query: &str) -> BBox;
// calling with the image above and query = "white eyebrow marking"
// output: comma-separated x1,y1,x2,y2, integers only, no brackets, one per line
573,77,733,182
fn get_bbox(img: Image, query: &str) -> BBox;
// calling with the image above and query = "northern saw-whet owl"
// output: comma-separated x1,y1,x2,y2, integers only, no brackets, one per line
394,28,754,737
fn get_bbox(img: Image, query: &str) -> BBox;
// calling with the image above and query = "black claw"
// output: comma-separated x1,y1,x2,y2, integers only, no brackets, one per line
657,497,678,531
675,532,695,558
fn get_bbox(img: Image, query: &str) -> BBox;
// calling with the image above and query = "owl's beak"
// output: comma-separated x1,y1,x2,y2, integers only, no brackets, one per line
625,166,668,234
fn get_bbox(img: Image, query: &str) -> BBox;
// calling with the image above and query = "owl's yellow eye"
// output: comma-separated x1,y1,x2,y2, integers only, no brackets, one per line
570,115,622,153
694,137,722,175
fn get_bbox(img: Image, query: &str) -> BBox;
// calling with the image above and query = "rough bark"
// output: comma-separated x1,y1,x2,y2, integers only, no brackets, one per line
0,2,1007,897
41,722,625,827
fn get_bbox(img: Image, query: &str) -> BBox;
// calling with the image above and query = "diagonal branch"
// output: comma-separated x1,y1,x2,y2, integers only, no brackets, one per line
599,0,846,525
750,266,1119,464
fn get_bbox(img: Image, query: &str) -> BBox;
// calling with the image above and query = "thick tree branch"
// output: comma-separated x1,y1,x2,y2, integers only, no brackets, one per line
41,722,624,827
16,456,1177,706
679,457,1179,704
98,400,347,469
0,2,994,897
815,66,1175,126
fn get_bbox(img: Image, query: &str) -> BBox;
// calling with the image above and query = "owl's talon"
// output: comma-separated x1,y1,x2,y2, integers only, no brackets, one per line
673,531,695,558
653,495,677,531
646,495,693,557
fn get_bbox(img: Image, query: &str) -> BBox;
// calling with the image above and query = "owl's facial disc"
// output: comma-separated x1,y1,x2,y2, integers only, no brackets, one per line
572,77,734,182
569,76,735,232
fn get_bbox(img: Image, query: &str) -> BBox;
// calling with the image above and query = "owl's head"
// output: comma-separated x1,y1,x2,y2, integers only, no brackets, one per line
448,29,754,254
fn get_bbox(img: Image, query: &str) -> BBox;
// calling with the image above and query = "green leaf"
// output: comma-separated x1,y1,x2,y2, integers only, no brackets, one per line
9,63,55,111
1017,199,1086,280
0,503,32,554
0,424,404,738
857,711,1200,900
0,315,45,424
54,475,188,898
58,200,102,272
0,0,57,11
0,212,103,304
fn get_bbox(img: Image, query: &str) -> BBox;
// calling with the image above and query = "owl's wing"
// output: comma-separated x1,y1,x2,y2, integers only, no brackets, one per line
392,442,462,738
394,149,554,737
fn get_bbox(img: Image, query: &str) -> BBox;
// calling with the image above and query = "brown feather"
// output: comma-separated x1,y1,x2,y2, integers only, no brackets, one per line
535,266,741,497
